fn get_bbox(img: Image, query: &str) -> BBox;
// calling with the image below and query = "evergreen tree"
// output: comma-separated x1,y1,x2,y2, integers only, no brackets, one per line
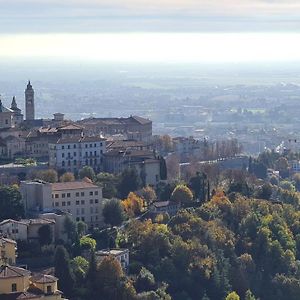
118,168,141,198
54,245,75,297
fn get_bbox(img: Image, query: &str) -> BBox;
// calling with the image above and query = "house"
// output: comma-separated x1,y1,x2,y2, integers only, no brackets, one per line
49,135,106,173
95,248,129,271
0,265,65,299
151,201,181,216
0,237,17,266
0,220,28,242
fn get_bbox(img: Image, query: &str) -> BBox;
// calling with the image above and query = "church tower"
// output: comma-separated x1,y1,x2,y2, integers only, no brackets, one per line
25,81,35,120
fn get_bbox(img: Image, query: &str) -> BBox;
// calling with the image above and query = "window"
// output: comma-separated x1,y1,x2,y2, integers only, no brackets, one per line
12,283,17,292
81,208,85,214
94,143,97,147
90,207,93,213
90,199,93,204
76,208,80,215
90,144,92,147
95,199,99,204
62,161,65,167
76,200,80,205
55,202,59,207
62,201,66,206
95,207,98,213
85,144,88,148
74,144,76,149
81,200,85,205
67,193,71,198
68,145,70,149
95,191,98,195
62,153,65,158
76,217,80,221
62,146,65,149
100,150,103,154
74,152,77,156
81,217,85,221
47,285,52,294
100,142,103,146
67,201,71,206
76,192,79,197
89,191,93,196
62,193,65,198
81,192,85,196
94,151,97,156
55,194,59,198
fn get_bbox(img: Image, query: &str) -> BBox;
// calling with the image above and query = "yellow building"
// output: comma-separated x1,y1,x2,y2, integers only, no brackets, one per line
0,266,65,299
0,238,17,266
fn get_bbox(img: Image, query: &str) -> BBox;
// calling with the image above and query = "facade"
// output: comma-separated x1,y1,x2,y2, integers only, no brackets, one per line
104,149,161,185
77,115,152,143
0,100,14,129
25,81,35,121
21,219,55,243
51,179,105,228
10,97,23,126
0,238,17,266
95,248,129,271
0,220,28,242
0,265,65,299
49,136,106,173
20,180,53,215
151,201,181,216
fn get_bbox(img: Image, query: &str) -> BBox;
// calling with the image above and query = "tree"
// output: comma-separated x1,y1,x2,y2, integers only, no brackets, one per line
71,256,89,283
77,221,87,237
140,186,157,205
79,166,95,180
60,172,75,182
64,215,78,243
54,245,75,296
103,199,125,227
0,185,24,221
279,180,295,192
245,290,256,300
36,169,58,183
160,157,167,180
38,225,52,245
118,168,141,198
225,292,240,300
171,184,193,204
122,192,144,217
96,172,118,198
80,236,97,251
135,267,156,293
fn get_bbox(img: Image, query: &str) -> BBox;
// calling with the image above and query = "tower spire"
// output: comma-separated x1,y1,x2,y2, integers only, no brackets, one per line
11,96,17,110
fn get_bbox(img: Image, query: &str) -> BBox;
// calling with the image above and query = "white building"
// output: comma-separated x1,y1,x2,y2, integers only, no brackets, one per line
49,136,106,173
0,219,28,241
95,248,129,271
51,179,105,228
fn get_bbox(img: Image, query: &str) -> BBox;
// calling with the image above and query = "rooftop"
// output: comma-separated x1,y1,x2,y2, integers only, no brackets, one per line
0,265,30,279
31,274,58,284
96,248,129,256
51,180,99,191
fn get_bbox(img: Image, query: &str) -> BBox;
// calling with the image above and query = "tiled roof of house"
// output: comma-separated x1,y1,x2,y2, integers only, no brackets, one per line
0,292,40,300
0,219,28,227
31,274,58,284
0,265,30,279
20,219,55,226
51,180,99,191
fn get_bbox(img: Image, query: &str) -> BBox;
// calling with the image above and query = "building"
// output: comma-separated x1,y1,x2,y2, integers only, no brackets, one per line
77,115,152,143
10,97,23,126
95,248,129,271
51,179,105,228
0,238,17,266
25,81,35,121
20,180,53,215
0,265,65,299
103,149,161,185
0,220,28,242
49,135,106,173
21,219,55,243
0,99,14,129
151,201,181,217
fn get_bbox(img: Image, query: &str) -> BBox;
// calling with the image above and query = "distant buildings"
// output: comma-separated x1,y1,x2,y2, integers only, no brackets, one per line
49,136,106,173
95,248,129,271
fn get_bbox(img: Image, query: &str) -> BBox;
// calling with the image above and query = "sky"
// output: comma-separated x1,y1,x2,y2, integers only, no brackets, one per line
1,0,300,62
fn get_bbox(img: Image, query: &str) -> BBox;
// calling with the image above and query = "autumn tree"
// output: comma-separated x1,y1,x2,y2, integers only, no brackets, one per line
139,186,157,205
36,169,58,183
171,184,193,204
122,192,144,217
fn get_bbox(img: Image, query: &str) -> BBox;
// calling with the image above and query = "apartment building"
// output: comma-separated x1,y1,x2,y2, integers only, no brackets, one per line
51,179,105,228
49,135,106,173
0,237,17,266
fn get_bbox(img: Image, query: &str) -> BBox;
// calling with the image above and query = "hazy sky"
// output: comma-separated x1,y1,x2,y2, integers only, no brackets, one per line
1,0,300,62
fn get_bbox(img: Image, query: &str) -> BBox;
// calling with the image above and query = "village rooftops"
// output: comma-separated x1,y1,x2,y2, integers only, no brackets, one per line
103,149,154,158
20,219,55,226
51,180,99,191
95,248,129,256
0,265,30,279
78,115,151,126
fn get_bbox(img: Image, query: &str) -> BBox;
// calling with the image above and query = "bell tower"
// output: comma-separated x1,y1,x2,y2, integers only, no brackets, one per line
25,80,35,120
